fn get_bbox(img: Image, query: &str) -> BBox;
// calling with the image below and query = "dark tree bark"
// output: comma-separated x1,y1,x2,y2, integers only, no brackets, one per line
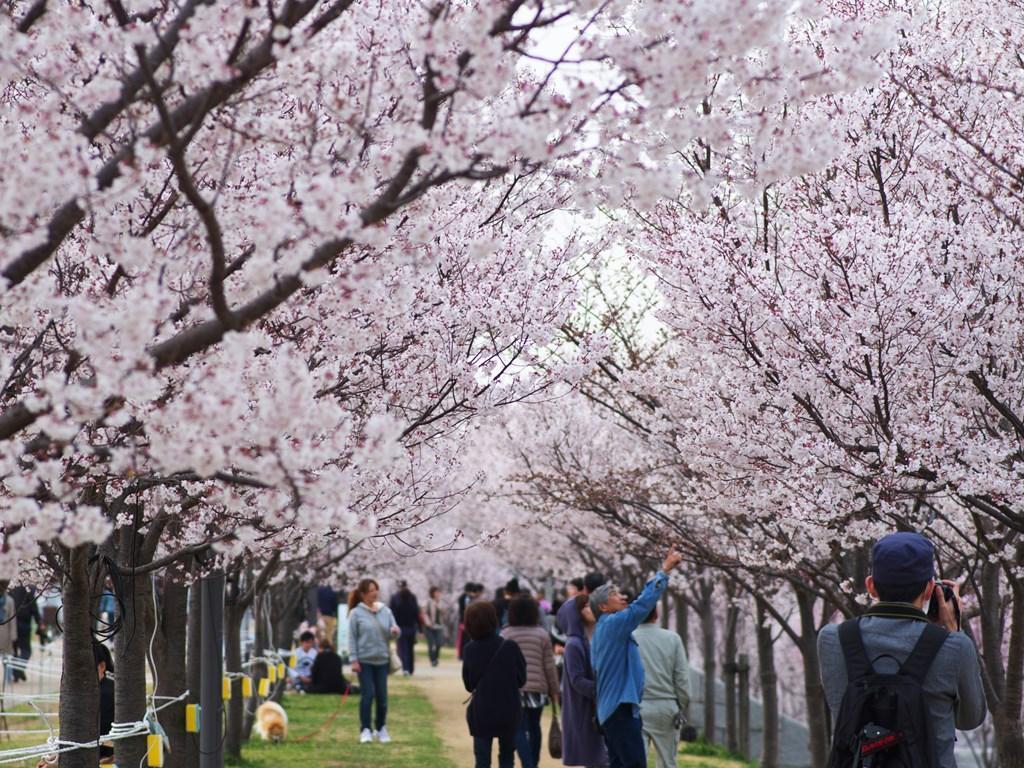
795,586,829,768
59,545,100,768
224,581,246,760
697,576,717,743
152,572,189,768
755,596,780,768
723,584,740,753
185,577,202,767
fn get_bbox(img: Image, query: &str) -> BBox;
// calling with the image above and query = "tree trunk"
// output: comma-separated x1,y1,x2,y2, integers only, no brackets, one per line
661,589,670,629
224,599,245,760
698,578,717,743
152,574,189,768
796,587,829,768
243,592,269,741
674,591,689,655
113,551,154,768
185,578,202,767
59,545,100,768
723,595,739,753
756,596,780,768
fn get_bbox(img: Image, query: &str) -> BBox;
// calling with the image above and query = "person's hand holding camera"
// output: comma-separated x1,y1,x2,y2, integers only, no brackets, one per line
661,548,683,575
931,579,962,632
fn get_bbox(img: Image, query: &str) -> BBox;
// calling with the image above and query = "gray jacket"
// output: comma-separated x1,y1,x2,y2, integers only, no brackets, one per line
348,602,396,665
818,610,986,768
633,623,690,708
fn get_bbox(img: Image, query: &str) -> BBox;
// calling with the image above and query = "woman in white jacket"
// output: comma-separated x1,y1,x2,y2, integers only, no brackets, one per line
347,579,399,743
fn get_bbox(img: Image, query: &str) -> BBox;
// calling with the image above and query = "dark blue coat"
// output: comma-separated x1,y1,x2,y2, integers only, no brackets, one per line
462,635,527,738
561,604,609,766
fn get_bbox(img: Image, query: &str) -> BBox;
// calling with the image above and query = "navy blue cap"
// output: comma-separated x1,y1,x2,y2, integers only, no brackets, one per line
871,532,935,585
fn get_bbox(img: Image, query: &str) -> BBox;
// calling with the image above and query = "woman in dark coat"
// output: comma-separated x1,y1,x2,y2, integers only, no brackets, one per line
561,594,608,767
462,601,527,768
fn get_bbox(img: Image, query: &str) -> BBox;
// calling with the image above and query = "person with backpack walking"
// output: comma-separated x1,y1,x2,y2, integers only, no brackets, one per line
348,578,400,744
590,548,683,768
817,532,986,768
463,601,528,768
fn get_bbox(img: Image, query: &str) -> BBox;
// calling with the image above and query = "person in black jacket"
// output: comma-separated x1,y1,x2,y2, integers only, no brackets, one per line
389,582,421,676
462,601,527,768
308,639,352,694
93,642,115,764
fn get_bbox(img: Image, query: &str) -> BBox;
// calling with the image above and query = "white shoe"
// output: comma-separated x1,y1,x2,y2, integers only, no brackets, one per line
359,728,373,744
377,726,391,743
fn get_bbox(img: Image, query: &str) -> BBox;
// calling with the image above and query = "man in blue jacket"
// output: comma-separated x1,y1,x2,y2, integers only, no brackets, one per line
590,548,683,768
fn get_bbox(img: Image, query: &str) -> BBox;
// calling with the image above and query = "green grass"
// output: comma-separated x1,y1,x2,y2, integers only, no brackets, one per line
231,677,454,768
675,737,758,767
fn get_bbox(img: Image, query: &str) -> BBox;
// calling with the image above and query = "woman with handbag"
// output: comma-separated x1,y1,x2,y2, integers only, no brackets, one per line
463,601,527,768
502,596,560,768
347,578,400,744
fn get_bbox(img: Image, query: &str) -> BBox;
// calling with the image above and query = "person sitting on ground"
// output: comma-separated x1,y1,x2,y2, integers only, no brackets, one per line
590,548,683,768
290,630,317,691
93,641,115,765
817,531,986,768
308,639,352,695
634,604,690,768
462,601,527,768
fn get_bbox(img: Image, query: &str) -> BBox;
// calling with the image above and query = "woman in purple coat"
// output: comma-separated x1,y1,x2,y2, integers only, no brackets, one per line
561,594,608,767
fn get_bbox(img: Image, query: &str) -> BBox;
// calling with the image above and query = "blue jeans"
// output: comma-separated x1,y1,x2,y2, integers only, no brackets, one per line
602,703,646,768
473,733,516,768
514,705,543,768
397,625,417,674
357,663,388,731
425,627,444,665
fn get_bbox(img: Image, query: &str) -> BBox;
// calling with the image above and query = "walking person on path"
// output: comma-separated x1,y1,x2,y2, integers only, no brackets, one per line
10,586,43,683
463,601,528,768
561,594,608,767
425,586,446,667
590,548,683,768
633,604,690,768
502,595,560,768
389,580,421,676
818,532,986,768
348,578,400,744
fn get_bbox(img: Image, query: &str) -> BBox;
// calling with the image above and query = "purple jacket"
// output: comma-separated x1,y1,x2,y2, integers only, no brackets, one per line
560,604,608,767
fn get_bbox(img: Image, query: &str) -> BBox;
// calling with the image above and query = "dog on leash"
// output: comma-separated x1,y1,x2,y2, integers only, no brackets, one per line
255,700,289,744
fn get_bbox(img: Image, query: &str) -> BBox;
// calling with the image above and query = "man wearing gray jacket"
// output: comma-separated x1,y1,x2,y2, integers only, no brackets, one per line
818,532,986,768
634,605,690,768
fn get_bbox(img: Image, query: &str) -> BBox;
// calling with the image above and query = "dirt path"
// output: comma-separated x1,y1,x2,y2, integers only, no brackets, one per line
410,652,561,768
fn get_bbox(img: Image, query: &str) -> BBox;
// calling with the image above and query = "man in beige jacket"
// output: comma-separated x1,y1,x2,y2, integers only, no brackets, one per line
634,606,690,768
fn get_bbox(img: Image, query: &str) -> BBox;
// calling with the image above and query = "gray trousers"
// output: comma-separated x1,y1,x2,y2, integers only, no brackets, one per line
640,699,680,768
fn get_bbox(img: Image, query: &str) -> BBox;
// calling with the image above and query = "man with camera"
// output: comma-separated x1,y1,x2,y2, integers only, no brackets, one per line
590,548,683,768
818,532,986,768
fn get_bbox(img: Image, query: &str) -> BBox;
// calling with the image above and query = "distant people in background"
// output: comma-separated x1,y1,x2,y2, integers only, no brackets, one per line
535,591,552,615
317,584,339,645
425,586,446,667
583,572,606,596
0,590,16,683
348,578,400,744
309,639,351,694
502,596,560,768
93,642,115,764
389,581,421,676
590,550,682,768
462,601,527,768
561,594,608,768
96,579,117,633
634,605,690,768
556,573,605,637
495,578,521,628
10,586,43,682
290,631,318,691
566,578,584,599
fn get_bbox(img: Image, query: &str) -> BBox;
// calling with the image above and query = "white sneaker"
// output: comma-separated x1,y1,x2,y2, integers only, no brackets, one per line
377,726,391,744
359,728,373,744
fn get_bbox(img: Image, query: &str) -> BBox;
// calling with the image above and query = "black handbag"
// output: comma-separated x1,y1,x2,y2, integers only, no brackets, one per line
548,698,563,759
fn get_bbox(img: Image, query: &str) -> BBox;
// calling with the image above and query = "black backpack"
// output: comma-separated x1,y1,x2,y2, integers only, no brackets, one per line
828,618,948,768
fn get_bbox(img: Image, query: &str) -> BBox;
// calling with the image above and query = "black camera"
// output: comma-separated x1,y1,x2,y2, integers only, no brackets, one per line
926,581,961,628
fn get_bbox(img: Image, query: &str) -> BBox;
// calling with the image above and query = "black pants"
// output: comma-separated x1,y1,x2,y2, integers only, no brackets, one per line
473,733,516,768
12,631,31,681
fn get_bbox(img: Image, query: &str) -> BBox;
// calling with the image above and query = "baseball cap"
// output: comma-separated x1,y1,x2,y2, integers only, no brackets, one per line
871,532,935,585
